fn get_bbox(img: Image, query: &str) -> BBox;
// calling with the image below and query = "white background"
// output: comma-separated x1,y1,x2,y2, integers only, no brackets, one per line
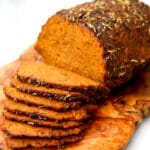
0,0,150,149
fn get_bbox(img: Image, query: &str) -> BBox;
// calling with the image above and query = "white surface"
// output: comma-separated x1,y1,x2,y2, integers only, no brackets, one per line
0,0,150,149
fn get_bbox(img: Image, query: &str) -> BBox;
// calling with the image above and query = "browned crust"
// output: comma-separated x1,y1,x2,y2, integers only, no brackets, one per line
5,135,83,149
10,76,91,103
17,74,108,102
3,111,84,129
4,86,82,112
1,120,86,139
3,99,96,122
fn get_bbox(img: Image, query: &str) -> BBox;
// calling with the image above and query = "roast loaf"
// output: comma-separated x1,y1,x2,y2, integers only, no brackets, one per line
35,0,150,88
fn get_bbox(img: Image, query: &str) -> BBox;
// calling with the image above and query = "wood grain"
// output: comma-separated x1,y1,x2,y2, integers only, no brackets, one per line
0,47,150,150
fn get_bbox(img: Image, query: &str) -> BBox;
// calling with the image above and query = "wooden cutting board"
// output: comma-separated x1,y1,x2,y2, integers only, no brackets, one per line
0,47,150,150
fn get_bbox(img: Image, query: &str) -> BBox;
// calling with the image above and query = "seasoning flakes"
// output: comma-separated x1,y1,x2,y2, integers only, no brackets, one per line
58,0,148,39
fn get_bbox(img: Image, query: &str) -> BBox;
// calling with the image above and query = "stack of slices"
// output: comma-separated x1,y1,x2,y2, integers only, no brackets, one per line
2,62,108,149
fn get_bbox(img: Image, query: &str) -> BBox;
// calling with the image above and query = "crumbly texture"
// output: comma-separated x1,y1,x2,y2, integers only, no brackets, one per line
3,99,96,122
5,135,83,148
11,76,89,103
1,120,85,138
35,0,150,88
17,62,109,101
4,86,82,111
3,111,84,129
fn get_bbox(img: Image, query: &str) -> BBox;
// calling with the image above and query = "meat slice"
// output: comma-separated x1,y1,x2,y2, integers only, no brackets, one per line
4,86,82,111
3,111,84,129
4,99,96,121
35,0,150,88
17,62,109,101
11,76,89,103
5,135,83,148
2,120,85,138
